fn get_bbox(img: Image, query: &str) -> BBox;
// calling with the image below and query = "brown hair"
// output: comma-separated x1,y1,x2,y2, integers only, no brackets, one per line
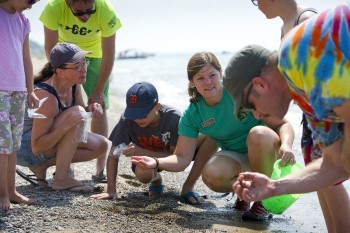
34,62,54,84
187,52,222,103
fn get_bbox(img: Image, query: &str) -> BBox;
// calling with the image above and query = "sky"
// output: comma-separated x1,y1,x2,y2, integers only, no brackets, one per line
25,0,341,54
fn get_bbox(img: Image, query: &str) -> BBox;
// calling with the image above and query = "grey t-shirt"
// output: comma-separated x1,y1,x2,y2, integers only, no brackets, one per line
109,104,181,152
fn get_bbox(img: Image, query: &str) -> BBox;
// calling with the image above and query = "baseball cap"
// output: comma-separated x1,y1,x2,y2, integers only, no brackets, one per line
124,82,159,120
50,42,91,69
223,45,273,115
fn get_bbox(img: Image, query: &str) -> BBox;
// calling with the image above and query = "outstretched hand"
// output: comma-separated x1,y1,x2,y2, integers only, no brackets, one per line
233,172,276,202
131,156,157,170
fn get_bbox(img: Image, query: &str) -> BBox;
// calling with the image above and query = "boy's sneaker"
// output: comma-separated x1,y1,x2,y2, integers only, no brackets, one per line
241,201,272,221
233,198,250,212
92,170,107,183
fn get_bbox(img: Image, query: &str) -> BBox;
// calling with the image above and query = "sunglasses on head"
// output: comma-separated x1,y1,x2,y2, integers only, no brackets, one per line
69,6,96,17
27,0,38,5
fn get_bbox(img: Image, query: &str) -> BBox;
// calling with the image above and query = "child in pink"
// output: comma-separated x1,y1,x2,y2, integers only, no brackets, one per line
0,0,39,210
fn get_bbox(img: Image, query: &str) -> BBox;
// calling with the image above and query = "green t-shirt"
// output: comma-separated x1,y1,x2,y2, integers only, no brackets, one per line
179,88,263,154
40,0,122,58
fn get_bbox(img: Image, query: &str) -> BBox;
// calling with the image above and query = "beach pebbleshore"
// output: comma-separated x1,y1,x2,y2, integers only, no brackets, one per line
0,60,333,233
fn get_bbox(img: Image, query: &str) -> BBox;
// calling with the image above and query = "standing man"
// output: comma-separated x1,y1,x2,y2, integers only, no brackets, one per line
223,2,350,232
40,0,122,182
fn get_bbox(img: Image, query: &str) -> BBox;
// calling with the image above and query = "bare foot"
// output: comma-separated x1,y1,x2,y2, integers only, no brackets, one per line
10,191,35,205
52,176,92,192
0,196,13,210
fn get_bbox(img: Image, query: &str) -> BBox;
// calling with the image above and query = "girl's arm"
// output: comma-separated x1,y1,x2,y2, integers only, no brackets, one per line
23,34,39,108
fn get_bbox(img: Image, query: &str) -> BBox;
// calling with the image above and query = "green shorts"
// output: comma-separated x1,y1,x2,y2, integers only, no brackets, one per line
84,57,110,109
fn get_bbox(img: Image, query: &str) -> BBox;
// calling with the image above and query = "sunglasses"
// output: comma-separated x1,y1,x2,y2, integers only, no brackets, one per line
61,60,90,71
27,0,38,5
69,6,96,17
251,0,258,6
241,82,255,111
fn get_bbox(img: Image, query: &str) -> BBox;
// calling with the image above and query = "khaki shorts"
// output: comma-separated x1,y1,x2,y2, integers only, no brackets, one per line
214,150,251,172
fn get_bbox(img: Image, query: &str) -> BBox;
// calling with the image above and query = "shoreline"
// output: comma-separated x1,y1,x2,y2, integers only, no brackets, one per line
1,58,335,232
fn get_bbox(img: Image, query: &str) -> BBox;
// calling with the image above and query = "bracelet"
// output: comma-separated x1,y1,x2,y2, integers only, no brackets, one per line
152,157,159,170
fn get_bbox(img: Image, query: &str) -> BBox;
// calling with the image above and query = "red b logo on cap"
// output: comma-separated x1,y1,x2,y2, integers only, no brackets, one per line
130,95,137,104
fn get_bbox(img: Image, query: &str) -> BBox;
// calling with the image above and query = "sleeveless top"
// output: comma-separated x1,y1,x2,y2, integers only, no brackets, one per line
280,8,318,39
23,83,76,133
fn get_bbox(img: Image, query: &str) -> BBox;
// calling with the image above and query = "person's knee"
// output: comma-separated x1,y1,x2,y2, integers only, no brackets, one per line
135,168,154,184
96,137,109,157
247,126,276,147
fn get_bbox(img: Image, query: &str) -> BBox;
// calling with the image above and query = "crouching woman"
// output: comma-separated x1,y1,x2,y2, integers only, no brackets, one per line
17,42,109,191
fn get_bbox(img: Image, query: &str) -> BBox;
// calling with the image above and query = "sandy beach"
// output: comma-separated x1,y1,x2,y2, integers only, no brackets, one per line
0,59,341,233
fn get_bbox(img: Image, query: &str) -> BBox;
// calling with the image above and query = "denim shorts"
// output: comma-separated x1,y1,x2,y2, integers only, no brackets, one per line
17,130,55,167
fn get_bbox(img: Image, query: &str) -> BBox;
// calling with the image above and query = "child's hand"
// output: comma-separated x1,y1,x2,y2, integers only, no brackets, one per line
123,143,145,157
27,91,40,109
90,192,117,200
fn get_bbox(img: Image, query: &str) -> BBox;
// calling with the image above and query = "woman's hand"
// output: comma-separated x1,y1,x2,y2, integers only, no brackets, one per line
66,109,85,129
131,156,157,170
279,144,296,167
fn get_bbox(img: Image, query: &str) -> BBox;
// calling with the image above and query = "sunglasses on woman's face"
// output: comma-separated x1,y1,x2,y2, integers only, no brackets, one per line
27,0,38,5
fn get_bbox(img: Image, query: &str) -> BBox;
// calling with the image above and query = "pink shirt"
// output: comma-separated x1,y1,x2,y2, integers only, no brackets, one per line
0,9,30,91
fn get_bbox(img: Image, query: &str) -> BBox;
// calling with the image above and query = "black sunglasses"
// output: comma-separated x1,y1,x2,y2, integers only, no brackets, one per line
241,82,255,111
69,6,96,17
27,0,38,5
251,0,258,6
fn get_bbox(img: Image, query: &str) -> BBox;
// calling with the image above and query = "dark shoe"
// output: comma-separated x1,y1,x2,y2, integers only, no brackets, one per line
242,201,272,221
233,198,250,212
92,171,107,183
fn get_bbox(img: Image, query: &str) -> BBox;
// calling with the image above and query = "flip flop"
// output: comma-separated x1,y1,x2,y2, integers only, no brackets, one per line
148,184,165,197
180,191,205,205
16,168,48,186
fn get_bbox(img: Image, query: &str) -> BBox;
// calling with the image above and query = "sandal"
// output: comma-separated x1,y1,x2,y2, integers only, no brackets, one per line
180,191,205,205
148,184,165,197
16,168,48,186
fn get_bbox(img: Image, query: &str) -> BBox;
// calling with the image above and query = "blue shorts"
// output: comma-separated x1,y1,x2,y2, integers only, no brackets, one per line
17,130,55,167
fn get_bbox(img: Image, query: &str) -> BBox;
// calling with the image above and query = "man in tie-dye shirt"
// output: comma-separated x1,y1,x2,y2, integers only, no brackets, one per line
223,3,350,219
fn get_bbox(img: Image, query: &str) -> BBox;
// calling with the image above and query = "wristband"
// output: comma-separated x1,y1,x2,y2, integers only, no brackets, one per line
152,157,159,170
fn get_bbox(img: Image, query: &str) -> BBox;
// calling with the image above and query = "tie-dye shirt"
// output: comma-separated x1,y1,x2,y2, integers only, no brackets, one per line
278,3,350,147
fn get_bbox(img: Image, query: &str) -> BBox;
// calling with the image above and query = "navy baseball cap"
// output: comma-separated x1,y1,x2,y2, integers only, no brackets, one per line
50,42,91,69
124,82,159,119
